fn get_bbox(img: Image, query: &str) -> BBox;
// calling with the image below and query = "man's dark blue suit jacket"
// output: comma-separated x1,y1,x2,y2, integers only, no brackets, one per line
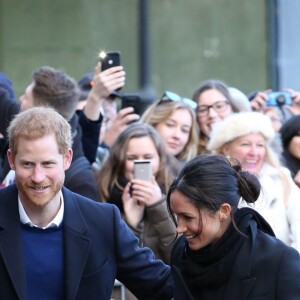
0,184,173,300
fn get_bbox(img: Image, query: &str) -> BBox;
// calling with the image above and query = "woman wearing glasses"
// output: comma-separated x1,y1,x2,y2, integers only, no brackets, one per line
142,91,199,166
192,79,240,154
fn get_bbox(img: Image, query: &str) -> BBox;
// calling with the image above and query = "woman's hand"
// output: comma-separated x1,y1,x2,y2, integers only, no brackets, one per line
130,176,162,206
122,181,145,228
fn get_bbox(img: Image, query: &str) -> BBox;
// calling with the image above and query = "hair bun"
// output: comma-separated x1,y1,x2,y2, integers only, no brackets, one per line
236,170,261,203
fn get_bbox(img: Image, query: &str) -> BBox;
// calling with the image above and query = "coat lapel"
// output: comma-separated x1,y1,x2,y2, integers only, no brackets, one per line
62,188,91,300
0,185,27,299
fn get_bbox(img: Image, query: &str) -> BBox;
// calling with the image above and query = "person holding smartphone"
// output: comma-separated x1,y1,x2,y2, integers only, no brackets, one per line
0,107,173,300
97,123,178,300
97,123,178,264
77,52,140,172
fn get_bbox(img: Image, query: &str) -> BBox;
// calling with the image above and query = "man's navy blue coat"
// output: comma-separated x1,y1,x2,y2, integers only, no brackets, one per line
0,184,173,299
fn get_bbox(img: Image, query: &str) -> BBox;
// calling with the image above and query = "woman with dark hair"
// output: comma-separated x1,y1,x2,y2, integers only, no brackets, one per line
280,114,300,186
167,155,300,300
192,79,239,154
207,111,300,251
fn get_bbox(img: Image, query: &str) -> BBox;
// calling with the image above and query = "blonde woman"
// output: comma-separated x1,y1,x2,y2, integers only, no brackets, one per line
142,91,199,164
207,111,300,252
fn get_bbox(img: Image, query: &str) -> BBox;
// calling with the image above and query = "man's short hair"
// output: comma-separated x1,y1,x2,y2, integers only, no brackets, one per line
32,66,80,121
7,107,72,156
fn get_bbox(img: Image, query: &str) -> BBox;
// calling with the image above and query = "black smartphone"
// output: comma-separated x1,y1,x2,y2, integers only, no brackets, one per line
134,160,151,181
121,93,141,115
100,51,121,71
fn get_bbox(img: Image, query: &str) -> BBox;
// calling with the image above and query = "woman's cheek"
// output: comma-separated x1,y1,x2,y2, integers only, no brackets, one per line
124,161,134,180
151,160,160,176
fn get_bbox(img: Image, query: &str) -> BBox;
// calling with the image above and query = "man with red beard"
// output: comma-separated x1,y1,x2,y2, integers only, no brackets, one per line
0,107,173,300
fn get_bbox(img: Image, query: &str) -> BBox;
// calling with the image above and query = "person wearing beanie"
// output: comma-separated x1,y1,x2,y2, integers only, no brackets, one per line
0,72,16,100
207,111,300,252
279,115,300,186
228,87,251,112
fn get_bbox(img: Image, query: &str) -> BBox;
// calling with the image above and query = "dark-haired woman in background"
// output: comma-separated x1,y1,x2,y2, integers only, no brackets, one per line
167,154,300,300
192,79,240,154
280,114,300,187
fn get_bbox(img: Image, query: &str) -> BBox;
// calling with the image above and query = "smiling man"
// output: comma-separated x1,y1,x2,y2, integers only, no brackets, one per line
0,107,173,300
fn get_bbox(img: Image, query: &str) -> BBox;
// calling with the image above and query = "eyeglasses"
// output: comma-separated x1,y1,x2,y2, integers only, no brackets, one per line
197,100,229,116
159,91,197,110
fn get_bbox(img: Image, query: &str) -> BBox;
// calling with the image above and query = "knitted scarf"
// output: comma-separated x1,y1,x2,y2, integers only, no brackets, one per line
177,208,273,290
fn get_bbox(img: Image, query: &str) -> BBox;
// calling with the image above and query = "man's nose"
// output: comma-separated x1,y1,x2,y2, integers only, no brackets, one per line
31,166,45,183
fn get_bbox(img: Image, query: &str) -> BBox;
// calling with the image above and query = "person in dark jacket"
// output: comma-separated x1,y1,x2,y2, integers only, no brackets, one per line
0,106,173,300
0,69,98,200
279,114,300,187
0,65,125,200
166,154,300,300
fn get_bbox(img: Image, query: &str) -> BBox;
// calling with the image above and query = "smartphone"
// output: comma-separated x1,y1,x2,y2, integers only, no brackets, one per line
121,93,141,115
100,51,121,71
134,160,151,181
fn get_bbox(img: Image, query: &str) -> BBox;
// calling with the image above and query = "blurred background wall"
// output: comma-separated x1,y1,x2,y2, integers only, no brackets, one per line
0,0,294,101
277,0,300,91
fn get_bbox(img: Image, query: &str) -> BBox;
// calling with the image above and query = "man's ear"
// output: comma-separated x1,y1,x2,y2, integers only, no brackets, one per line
7,149,15,170
63,148,73,171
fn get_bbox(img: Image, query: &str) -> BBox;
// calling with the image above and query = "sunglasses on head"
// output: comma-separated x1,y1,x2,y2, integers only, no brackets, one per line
159,91,197,110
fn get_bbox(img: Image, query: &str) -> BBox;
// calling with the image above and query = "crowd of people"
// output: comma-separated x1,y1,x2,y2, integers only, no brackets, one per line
0,60,300,299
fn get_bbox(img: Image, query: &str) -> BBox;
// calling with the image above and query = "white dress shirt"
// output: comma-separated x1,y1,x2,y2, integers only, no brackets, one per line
18,191,64,229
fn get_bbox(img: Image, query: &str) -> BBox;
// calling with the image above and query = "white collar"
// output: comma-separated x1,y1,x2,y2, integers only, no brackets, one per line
18,191,64,229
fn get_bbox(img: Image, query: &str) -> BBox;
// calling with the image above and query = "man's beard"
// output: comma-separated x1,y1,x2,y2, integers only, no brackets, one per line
15,177,64,208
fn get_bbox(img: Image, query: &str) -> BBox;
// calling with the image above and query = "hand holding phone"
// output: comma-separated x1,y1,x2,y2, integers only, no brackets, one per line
132,160,162,206
99,51,121,71
121,94,141,115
